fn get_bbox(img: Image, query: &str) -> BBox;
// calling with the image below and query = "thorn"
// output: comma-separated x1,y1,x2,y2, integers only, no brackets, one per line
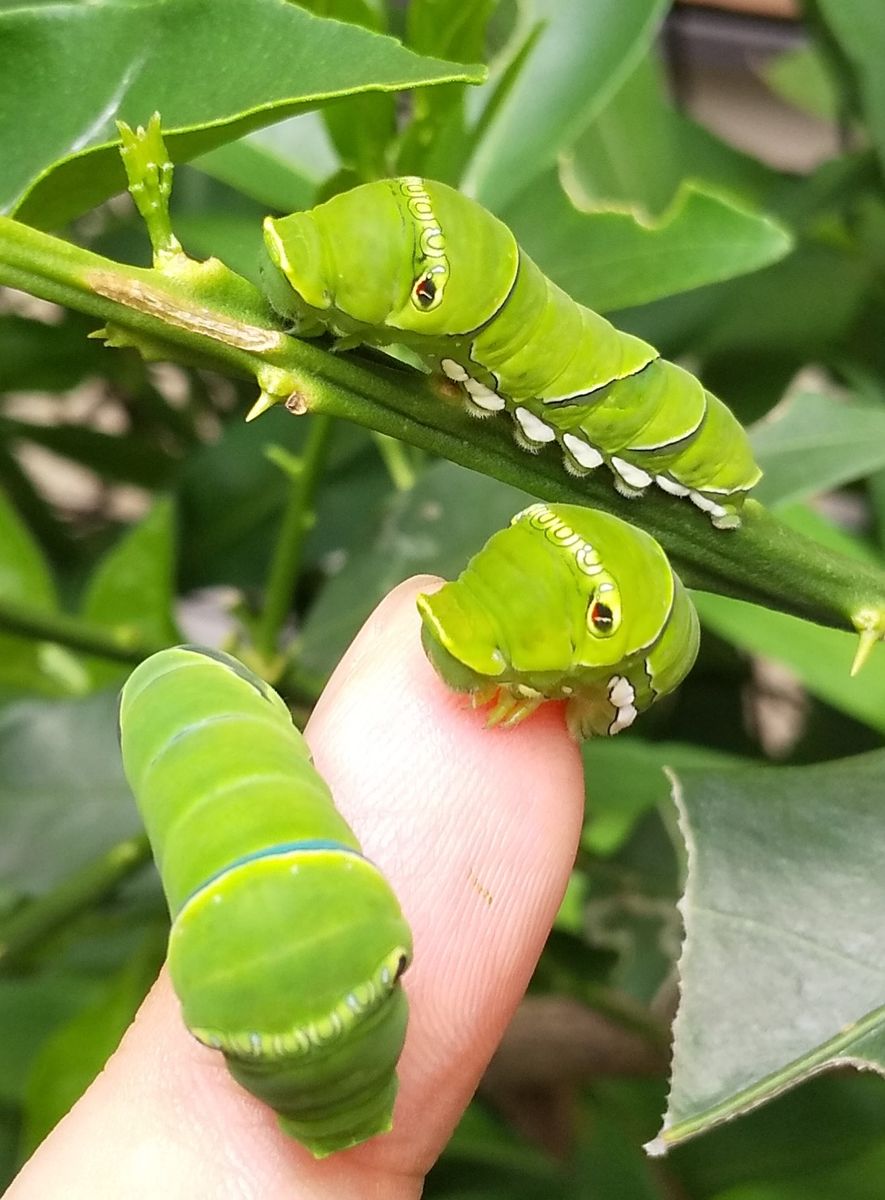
851,628,880,677
246,392,279,423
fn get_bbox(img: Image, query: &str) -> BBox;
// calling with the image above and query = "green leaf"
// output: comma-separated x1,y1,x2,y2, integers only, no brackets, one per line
19,934,163,1158
0,975,101,1107
503,175,794,312
572,1101,661,1200
651,748,885,1153
671,1072,885,1199
197,111,343,209
79,499,179,687
3,0,484,227
0,445,73,567
697,240,870,358
812,0,885,173
0,313,108,393
583,738,739,857
397,0,497,183
299,462,531,677
566,51,784,217
693,591,885,735
193,135,320,216
0,488,56,615
761,44,842,123
0,691,142,896
463,0,669,211
751,392,885,509
0,488,81,696
564,54,683,216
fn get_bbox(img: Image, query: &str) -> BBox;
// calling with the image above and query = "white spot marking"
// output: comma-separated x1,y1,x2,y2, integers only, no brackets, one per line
655,475,690,497
515,406,557,443
612,457,652,488
610,704,638,735
609,677,635,708
690,491,728,518
563,433,603,469
465,378,505,411
441,358,468,382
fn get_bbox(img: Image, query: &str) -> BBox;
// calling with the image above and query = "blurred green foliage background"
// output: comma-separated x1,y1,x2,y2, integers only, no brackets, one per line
1,0,885,1194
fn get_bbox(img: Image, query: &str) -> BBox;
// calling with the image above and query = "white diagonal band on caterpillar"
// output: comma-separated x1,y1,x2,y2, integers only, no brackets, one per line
260,178,762,529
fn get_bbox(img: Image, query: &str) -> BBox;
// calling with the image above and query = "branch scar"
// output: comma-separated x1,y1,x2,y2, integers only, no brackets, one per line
87,271,285,352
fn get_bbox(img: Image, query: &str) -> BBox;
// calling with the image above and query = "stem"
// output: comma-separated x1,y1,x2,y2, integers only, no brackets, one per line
303,361,885,637
1,213,884,649
0,214,279,384
373,432,418,491
256,415,335,662
117,114,183,264
0,596,169,664
0,835,152,968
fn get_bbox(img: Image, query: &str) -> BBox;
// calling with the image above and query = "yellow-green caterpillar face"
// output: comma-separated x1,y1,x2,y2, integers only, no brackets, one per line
118,646,412,1159
260,177,761,528
418,504,700,739
261,176,517,339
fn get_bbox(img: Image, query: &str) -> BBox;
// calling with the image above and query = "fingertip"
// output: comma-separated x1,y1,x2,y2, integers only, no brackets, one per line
304,576,586,1174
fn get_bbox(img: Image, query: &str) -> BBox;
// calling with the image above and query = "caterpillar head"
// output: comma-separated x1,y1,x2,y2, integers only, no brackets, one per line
261,178,519,340
417,505,688,736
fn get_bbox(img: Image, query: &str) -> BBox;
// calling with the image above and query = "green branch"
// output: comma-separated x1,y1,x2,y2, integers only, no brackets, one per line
0,835,152,968
0,212,883,659
256,415,335,664
0,596,170,664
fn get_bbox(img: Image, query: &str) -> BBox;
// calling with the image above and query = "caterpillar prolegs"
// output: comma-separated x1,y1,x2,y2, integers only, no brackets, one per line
260,177,761,528
119,646,412,1158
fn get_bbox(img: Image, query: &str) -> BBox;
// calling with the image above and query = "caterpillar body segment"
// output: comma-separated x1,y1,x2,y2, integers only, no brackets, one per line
261,177,761,527
119,646,412,1158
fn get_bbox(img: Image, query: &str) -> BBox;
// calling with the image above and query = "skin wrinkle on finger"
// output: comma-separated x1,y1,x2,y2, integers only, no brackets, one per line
7,577,584,1200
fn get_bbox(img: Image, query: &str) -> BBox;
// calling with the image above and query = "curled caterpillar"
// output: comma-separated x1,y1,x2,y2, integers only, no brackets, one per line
417,503,700,739
118,646,412,1159
260,176,761,528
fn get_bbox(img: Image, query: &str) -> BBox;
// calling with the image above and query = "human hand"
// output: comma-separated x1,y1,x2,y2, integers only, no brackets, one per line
7,578,585,1200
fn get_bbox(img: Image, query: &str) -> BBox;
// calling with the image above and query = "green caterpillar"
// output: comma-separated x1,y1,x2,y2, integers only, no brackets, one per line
118,646,412,1158
260,176,761,528
418,502,700,738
